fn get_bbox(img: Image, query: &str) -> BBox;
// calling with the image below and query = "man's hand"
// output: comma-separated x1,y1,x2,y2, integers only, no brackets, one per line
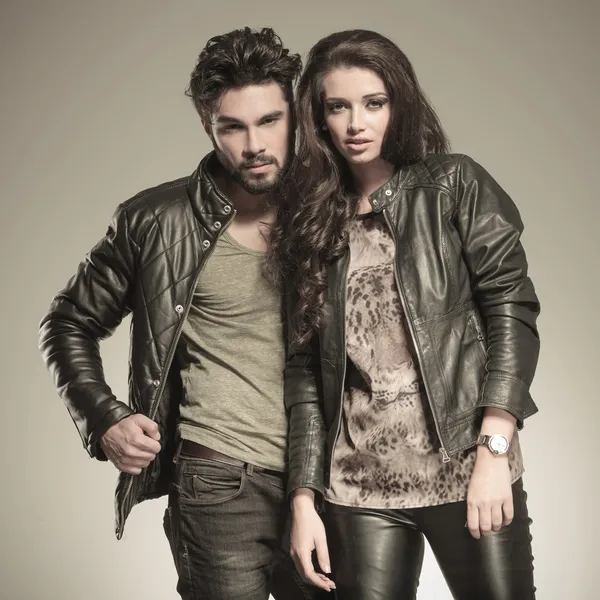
290,489,336,592
466,446,513,539
100,414,161,475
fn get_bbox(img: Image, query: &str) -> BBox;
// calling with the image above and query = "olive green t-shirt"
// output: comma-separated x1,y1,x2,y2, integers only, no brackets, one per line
176,229,287,471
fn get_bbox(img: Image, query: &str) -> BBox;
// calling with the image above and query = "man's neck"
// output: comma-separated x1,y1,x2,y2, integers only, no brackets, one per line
216,172,275,224
213,170,276,253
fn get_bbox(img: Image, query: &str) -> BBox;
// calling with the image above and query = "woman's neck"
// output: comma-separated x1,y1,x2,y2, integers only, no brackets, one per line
350,158,395,214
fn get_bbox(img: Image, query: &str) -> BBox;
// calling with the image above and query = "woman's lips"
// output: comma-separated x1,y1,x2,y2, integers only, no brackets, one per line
346,139,372,151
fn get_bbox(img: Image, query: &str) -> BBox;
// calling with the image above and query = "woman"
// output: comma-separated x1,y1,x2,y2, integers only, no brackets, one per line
272,30,540,599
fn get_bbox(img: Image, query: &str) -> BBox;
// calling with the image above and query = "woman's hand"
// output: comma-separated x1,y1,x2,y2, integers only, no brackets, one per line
290,489,336,592
466,446,514,539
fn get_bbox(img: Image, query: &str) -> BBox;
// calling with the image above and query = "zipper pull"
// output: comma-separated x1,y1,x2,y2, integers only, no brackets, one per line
439,447,450,463
475,324,484,341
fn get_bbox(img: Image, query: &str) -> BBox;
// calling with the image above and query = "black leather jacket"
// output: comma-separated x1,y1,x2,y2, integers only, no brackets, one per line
284,154,541,500
38,152,237,539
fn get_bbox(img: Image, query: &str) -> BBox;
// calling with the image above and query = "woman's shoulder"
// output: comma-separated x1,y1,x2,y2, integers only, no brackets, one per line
399,153,488,192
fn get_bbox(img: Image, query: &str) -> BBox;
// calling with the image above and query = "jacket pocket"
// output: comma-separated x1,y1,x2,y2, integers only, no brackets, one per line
467,311,488,360
425,307,487,421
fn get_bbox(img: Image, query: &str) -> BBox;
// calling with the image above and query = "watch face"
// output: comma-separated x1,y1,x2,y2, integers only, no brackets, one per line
489,435,509,454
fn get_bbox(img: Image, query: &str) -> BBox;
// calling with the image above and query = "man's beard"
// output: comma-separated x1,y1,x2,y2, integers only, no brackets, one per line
216,149,288,195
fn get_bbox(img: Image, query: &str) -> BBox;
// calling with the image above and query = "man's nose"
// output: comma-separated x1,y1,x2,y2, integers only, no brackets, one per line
243,128,266,156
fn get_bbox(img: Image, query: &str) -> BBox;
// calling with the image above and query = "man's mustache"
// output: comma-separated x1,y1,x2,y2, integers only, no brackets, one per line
241,155,278,169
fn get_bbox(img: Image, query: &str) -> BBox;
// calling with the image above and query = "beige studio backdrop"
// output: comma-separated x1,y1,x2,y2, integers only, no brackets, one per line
0,0,597,598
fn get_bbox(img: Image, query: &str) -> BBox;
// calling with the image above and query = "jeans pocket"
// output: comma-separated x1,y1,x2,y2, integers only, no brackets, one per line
178,458,246,506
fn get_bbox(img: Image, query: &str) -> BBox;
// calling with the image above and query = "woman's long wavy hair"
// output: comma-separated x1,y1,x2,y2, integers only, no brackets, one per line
270,30,450,348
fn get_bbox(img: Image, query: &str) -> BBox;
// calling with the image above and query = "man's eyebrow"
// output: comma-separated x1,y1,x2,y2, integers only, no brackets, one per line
215,110,285,125
259,110,284,121
215,115,244,124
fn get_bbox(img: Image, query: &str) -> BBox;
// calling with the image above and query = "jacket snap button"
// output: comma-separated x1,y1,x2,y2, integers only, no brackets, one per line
214,221,222,230
175,304,184,314
223,205,232,214
202,240,211,249
385,189,392,196
153,379,160,387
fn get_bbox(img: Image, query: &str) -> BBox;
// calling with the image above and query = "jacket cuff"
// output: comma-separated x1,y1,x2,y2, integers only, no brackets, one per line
87,402,135,460
479,373,539,429
286,409,327,505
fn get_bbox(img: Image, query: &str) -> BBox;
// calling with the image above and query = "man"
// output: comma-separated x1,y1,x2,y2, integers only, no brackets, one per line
39,27,330,599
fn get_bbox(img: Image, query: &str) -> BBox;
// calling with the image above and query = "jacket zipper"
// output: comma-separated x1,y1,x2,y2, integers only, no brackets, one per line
117,209,236,538
148,215,235,422
470,313,487,355
382,209,450,463
328,249,351,483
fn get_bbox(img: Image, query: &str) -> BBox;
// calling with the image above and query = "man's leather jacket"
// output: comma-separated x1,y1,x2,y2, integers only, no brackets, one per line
284,154,541,500
39,152,237,539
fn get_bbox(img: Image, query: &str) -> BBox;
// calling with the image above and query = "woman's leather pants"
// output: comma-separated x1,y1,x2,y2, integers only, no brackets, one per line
324,478,535,599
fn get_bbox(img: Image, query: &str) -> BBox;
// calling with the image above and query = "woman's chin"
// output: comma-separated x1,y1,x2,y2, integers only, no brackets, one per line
343,151,379,166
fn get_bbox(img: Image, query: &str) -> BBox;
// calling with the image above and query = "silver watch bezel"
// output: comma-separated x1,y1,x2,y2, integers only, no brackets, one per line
477,433,510,455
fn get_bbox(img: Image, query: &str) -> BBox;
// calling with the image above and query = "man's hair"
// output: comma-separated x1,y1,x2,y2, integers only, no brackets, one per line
185,27,302,122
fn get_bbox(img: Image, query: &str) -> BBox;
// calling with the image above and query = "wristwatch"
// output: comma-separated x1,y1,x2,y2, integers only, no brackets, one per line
476,434,510,455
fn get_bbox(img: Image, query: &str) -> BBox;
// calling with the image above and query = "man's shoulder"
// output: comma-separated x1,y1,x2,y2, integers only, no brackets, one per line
112,173,194,238
122,174,190,216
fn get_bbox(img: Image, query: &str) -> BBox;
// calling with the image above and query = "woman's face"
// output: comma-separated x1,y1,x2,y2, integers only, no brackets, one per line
321,66,391,167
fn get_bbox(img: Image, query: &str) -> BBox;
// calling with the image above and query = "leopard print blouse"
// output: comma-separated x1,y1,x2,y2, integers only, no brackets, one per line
326,213,524,509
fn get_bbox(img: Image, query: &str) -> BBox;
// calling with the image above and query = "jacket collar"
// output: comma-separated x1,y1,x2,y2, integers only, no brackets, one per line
368,164,411,213
186,151,235,228
188,151,412,218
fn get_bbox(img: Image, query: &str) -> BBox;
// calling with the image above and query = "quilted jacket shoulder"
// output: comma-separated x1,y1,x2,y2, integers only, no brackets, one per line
399,153,465,193
117,175,191,239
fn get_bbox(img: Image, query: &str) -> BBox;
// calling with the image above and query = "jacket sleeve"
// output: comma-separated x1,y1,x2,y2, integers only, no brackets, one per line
283,288,328,503
454,155,541,427
38,203,137,460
